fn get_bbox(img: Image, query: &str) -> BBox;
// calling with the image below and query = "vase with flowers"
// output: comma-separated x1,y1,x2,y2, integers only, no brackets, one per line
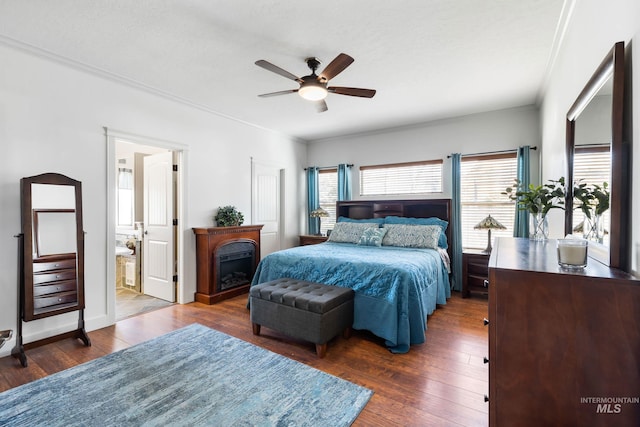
573,181,609,243
503,178,566,241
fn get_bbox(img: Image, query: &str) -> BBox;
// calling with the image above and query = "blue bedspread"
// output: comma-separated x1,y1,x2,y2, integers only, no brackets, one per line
251,242,451,353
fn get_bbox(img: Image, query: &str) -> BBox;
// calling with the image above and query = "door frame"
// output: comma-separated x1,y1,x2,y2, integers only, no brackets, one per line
105,127,187,324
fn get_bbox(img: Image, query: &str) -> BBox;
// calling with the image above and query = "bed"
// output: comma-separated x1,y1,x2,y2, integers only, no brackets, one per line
251,199,452,353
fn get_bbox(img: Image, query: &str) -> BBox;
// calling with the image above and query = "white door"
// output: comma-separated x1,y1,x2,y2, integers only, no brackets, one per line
252,162,281,258
143,151,175,302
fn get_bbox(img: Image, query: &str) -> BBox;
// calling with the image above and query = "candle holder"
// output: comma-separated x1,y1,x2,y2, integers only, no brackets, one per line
557,239,588,269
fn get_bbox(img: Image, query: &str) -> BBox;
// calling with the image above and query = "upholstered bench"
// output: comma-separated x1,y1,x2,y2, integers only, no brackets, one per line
249,278,354,358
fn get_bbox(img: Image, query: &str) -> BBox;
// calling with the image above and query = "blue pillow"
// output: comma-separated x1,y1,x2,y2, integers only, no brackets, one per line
383,216,448,249
337,216,384,225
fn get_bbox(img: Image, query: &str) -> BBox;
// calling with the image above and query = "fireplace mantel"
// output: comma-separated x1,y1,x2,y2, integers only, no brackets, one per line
192,225,263,304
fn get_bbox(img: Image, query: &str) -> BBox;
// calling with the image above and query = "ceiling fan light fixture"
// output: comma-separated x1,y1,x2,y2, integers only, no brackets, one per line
298,83,328,101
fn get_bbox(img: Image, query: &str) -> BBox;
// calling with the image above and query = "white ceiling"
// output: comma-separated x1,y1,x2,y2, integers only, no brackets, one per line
0,1,568,141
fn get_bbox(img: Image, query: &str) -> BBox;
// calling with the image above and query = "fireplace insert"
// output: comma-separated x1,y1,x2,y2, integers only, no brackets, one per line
215,241,256,292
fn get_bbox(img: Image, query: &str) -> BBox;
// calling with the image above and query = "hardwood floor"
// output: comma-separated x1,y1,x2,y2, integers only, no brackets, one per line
0,293,489,426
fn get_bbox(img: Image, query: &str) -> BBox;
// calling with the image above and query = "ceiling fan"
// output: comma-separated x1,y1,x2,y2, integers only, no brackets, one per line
255,53,376,112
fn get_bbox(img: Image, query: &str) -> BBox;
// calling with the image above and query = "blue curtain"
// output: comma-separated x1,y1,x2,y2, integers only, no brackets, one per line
450,154,463,292
514,146,531,237
337,164,352,201
306,167,320,235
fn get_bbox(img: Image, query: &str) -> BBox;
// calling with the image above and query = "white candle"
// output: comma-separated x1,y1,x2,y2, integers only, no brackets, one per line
557,239,588,268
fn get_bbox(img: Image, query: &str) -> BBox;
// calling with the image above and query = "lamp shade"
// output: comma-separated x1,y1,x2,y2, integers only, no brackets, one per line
474,214,506,253
309,207,329,218
474,214,506,230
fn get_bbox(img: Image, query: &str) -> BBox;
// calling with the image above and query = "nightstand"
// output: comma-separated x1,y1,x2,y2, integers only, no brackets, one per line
299,235,328,246
462,249,490,298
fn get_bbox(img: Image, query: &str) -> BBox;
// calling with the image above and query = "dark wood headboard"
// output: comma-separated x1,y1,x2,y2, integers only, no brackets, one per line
336,199,452,257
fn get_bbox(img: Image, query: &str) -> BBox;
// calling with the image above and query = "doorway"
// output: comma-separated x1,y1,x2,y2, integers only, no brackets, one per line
108,132,183,322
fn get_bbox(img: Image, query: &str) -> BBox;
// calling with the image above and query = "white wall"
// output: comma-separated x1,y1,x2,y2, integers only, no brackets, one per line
540,0,640,273
0,43,307,356
307,105,541,199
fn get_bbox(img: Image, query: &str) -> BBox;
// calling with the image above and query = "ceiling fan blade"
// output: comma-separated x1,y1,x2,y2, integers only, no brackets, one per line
328,86,376,98
315,100,328,113
258,89,298,97
319,53,354,81
255,60,303,83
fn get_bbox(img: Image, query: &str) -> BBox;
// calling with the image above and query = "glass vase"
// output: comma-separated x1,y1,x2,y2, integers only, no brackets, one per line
529,212,549,241
583,212,604,244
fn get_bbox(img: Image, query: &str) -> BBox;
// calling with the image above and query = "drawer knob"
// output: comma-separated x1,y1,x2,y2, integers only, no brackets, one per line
483,318,489,326
483,357,489,364
483,280,489,288
484,395,489,402
58,298,62,302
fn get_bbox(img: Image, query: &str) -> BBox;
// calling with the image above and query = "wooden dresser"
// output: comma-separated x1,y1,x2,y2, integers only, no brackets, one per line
487,237,640,426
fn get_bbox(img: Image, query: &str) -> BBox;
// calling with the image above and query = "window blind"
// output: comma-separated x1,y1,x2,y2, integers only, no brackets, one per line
460,153,516,250
572,146,611,234
318,168,337,235
359,160,443,196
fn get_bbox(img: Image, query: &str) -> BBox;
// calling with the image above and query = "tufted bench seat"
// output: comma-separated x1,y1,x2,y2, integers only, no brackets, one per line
249,278,354,358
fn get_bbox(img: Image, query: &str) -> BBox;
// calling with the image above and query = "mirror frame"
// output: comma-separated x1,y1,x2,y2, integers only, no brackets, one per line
565,41,629,271
21,173,85,321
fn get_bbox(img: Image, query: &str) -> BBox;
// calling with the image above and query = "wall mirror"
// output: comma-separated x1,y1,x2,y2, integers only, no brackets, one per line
565,41,629,271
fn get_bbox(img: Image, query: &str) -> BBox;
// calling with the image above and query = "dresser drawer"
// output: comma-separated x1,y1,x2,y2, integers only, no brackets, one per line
34,291,78,310
33,258,76,273
33,269,76,285
33,279,77,297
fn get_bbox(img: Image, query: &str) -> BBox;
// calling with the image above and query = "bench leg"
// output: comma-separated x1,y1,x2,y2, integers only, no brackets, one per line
343,326,352,339
252,323,261,336
315,343,327,358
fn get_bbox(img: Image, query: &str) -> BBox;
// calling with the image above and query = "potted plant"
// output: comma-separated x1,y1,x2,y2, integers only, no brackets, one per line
214,205,244,227
502,178,565,240
573,181,609,242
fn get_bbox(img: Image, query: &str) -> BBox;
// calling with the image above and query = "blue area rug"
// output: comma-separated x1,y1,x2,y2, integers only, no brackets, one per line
0,324,372,426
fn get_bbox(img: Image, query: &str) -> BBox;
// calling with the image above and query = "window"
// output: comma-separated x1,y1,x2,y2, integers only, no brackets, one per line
359,160,443,196
572,145,611,234
460,153,516,249
117,168,133,226
318,168,337,235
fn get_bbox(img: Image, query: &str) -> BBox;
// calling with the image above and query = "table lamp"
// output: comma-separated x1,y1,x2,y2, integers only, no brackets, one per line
474,214,506,253
309,207,329,235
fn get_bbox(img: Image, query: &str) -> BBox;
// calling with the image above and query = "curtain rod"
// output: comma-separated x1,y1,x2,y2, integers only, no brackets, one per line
447,146,537,159
304,164,353,171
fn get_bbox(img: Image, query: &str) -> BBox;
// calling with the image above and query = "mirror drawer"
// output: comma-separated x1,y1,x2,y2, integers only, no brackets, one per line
33,258,76,273
34,291,78,310
33,279,77,297
33,269,76,285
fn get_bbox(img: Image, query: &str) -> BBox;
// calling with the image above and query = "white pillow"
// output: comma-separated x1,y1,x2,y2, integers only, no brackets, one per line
327,222,379,244
381,224,441,249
